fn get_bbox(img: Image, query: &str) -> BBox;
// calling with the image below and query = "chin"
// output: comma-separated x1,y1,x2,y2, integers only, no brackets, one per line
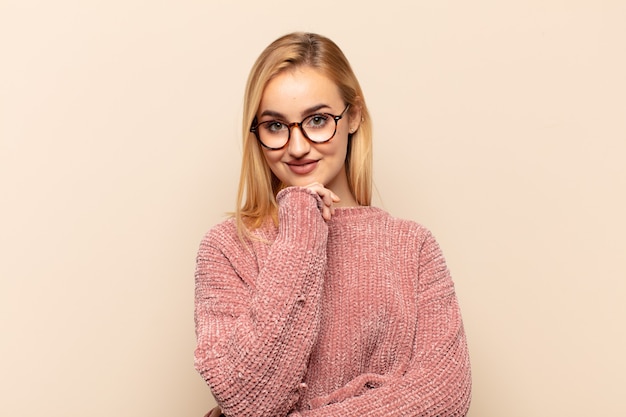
281,175,321,188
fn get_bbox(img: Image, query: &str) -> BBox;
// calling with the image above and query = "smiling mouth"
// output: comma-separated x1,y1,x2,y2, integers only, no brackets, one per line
286,160,318,175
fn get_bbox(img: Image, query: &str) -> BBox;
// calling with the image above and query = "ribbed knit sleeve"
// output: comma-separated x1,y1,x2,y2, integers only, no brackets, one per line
290,228,471,417
194,187,328,417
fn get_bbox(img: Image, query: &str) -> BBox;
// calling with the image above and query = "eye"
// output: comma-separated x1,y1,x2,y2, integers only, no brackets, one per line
262,121,287,134
305,114,329,129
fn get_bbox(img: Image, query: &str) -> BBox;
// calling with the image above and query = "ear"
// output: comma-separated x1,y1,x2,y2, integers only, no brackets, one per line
348,104,362,134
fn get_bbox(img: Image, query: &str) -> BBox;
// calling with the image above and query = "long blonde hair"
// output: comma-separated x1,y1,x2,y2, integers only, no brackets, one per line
236,32,373,238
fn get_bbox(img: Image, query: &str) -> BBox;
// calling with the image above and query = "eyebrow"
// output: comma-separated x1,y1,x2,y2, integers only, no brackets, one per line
259,104,333,119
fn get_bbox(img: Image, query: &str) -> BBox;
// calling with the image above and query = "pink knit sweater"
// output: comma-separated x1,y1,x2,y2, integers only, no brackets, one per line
194,187,471,416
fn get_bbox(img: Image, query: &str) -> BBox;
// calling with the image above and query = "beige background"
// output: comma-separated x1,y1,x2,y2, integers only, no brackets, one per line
1,1,625,416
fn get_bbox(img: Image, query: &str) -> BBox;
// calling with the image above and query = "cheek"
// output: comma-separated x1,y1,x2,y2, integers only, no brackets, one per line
261,149,277,164
261,149,283,174
328,136,349,162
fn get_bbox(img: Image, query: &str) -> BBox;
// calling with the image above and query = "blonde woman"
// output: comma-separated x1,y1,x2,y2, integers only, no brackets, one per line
194,32,471,417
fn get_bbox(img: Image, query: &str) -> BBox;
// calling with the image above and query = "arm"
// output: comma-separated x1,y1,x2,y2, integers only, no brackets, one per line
194,187,329,417
292,229,471,417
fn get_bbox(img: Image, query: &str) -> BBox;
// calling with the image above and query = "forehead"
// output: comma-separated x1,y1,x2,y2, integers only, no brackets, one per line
259,66,343,114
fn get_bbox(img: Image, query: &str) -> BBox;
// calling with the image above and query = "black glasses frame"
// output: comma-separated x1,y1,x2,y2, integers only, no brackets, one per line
250,104,351,150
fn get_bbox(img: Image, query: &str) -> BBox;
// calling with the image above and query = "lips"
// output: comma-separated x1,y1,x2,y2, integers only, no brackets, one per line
286,159,318,175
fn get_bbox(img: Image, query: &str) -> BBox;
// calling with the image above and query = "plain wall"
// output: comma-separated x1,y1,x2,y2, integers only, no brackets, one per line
1,1,624,416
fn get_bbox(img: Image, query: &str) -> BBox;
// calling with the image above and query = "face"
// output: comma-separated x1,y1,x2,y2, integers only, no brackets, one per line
256,66,360,198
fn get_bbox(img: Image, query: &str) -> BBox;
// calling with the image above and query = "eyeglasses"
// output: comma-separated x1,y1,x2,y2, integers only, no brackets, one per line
250,104,350,150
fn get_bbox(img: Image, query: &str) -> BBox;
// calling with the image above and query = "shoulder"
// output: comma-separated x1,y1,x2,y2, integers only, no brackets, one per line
198,216,277,256
197,217,247,260
200,217,238,246
380,212,448,266
380,211,436,247
382,214,452,286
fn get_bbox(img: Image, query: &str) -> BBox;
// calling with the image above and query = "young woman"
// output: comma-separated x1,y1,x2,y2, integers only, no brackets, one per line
194,32,471,417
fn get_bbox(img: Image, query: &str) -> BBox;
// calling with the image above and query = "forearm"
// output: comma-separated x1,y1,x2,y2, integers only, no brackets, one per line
290,229,471,417
195,188,329,416
291,300,471,417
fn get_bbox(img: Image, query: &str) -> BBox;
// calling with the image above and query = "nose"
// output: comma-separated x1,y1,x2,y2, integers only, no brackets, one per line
286,124,311,158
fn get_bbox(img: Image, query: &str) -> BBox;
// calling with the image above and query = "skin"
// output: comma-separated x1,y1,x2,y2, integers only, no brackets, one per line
257,66,362,220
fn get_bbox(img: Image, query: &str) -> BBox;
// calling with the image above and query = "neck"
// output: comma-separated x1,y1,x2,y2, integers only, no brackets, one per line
334,190,358,207
327,168,359,207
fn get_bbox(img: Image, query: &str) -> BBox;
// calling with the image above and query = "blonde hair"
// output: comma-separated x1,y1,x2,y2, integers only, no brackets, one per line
236,32,373,238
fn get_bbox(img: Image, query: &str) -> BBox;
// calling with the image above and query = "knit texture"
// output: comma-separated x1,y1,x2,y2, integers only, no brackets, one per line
195,187,471,417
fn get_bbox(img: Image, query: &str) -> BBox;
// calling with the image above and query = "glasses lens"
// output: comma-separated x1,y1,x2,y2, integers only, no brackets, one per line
255,113,338,149
258,121,289,149
302,114,336,143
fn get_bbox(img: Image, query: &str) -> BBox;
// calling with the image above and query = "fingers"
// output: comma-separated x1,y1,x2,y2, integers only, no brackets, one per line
304,183,340,221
